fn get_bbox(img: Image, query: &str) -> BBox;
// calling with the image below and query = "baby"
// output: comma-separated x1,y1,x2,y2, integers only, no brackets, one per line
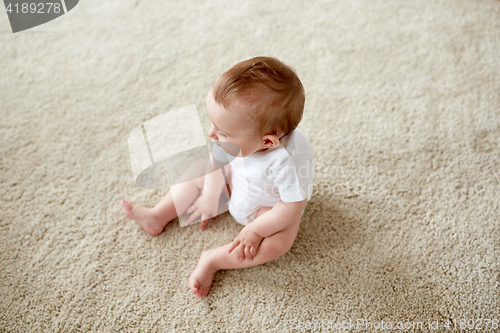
121,56,315,298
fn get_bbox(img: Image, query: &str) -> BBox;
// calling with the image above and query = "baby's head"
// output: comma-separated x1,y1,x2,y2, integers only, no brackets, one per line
206,56,305,157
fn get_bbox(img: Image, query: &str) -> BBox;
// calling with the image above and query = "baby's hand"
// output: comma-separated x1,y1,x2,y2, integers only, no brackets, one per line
227,225,264,261
186,195,219,230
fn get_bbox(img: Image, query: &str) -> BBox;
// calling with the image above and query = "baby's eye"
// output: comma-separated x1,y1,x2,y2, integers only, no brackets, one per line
217,130,227,137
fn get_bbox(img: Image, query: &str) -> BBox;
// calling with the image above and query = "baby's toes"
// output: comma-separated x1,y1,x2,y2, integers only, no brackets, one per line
189,277,200,294
120,199,134,217
121,199,131,207
197,286,210,298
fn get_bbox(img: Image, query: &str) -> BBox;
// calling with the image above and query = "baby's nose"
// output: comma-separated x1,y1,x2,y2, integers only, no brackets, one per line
208,126,217,139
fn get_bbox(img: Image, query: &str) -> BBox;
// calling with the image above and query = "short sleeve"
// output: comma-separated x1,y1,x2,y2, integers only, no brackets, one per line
271,154,315,202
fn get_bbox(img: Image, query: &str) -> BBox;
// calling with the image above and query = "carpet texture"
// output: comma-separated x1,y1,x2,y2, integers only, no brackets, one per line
1,0,499,331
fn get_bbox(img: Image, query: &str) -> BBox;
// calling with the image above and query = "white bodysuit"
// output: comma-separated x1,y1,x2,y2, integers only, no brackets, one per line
212,128,315,226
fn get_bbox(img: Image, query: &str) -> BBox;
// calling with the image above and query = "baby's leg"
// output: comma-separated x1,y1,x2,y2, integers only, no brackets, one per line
121,159,208,235
189,207,301,297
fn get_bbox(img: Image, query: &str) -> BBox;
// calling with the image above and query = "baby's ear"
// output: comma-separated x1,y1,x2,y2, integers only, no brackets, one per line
262,134,281,148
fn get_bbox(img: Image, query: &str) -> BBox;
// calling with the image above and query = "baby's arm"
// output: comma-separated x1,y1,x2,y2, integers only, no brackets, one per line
185,157,228,229
203,158,227,198
227,199,307,260
249,199,307,237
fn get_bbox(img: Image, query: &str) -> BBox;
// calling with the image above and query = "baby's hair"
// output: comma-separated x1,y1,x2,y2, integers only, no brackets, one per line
212,56,305,137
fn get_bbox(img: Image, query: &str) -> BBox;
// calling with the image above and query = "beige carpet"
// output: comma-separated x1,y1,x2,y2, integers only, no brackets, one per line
1,0,499,331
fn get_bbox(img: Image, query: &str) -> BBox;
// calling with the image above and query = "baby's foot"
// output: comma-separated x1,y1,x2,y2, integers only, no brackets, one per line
189,250,218,298
120,199,165,235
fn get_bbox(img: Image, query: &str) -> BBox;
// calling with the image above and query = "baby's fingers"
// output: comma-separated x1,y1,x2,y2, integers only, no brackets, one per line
236,244,245,261
187,204,197,214
200,214,213,231
186,210,200,224
244,246,253,261
227,239,240,254
250,246,257,258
